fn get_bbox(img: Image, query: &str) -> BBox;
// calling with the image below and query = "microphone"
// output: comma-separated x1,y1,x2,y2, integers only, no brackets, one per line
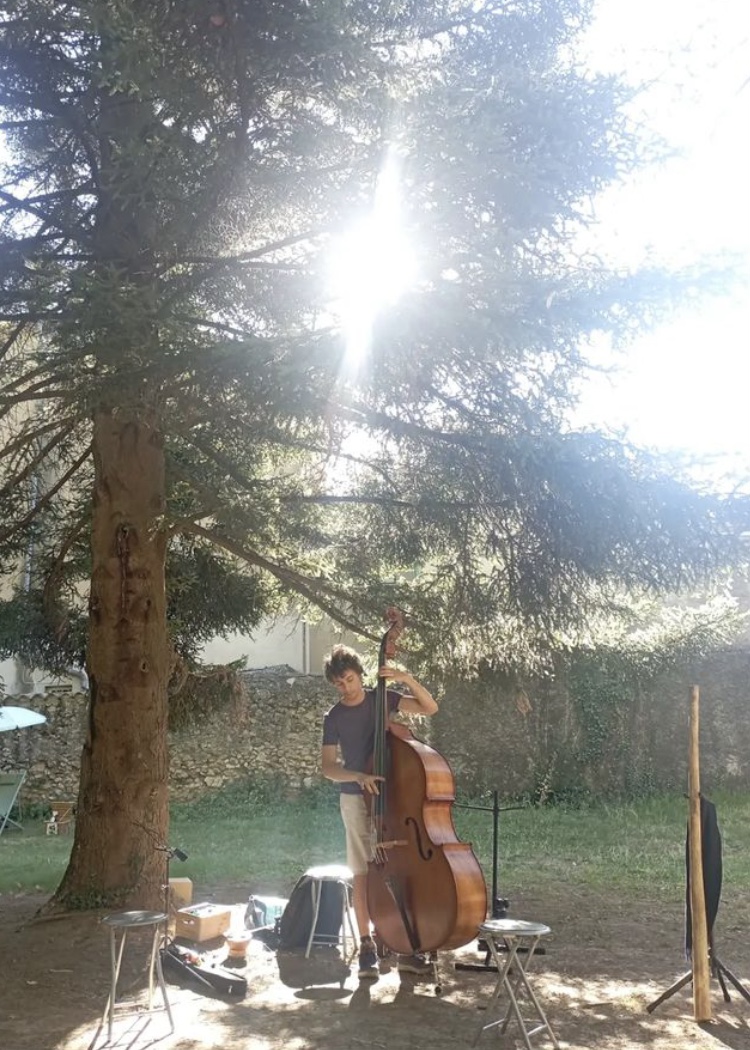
156,844,189,861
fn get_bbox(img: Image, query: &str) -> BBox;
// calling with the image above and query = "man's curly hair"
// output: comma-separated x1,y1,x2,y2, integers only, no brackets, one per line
323,644,365,682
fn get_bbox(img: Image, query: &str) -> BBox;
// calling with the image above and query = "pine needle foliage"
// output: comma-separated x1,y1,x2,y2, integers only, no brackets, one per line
1,2,747,677
1,0,749,908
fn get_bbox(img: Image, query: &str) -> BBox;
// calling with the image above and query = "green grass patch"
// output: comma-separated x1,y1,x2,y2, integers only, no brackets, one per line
2,788,748,904
0,822,75,894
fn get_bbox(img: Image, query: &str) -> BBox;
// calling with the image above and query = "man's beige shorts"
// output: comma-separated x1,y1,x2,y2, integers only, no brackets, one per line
339,793,375,876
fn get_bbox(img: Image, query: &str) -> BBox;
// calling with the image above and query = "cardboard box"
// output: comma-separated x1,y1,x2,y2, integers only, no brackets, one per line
169,877,193,908
175,903,232,943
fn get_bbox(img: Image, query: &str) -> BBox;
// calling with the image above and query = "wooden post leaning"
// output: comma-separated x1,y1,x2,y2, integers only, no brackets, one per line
688,684,711,1022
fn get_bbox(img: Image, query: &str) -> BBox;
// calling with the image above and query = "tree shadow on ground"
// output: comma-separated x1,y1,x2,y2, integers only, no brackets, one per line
2,890,749,1050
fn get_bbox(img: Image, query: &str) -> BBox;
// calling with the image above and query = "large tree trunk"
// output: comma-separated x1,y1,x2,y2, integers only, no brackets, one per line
55,408,169,909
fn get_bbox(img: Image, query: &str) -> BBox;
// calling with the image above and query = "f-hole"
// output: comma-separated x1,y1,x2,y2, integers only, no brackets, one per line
405,816,433,861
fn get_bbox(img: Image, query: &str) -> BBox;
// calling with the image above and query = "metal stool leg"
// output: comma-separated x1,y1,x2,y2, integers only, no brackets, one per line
516,935,557,1047
305,879,323,958
103,926,129,1045
339,878,357,955
501,935,557,1050
147,925,158,1008
154,932,175,1034
473,947,517,1046
338,880,348,954
516,968,559,1049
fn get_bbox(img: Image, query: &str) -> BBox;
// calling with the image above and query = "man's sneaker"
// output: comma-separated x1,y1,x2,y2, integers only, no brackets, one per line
358,937,379,979
397,952,433,976
372,929,390,959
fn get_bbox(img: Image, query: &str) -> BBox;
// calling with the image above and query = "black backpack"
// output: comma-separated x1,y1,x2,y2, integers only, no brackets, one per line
278,873,349,951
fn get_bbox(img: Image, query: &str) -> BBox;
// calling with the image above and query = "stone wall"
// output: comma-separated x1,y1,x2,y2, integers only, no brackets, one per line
0,684,89,804
0,667,337,806
2,652,749,809
169,667,336,800
431,649,750,798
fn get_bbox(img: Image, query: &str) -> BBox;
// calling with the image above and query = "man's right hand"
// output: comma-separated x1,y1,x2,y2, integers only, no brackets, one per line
357,772,385,795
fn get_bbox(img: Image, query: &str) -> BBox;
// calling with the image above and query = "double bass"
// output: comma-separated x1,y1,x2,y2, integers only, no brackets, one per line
366,609,487,955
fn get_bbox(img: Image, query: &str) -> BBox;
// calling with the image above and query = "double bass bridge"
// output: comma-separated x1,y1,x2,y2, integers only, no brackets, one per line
374,838,408,865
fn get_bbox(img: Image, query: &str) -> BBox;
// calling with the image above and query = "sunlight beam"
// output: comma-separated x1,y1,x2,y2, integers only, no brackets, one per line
327,157,416,367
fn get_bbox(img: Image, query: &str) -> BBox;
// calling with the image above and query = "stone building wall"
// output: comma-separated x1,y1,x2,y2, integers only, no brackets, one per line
2,652,749,809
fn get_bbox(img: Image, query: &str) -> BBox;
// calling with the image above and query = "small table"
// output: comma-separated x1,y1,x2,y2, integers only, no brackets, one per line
473,918,559,1050
98,910,175,1046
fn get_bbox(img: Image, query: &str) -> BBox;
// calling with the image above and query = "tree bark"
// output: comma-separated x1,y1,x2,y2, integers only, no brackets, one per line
55,408,169,909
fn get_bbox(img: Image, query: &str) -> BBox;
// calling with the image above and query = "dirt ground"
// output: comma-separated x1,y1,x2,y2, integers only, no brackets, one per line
1,884,749,1050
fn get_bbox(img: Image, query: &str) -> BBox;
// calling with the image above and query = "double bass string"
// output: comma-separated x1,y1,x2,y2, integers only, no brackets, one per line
371,611,400,862
371,626,388,861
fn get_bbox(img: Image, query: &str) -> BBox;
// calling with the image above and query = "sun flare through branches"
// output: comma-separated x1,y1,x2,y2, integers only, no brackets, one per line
327,157,416,368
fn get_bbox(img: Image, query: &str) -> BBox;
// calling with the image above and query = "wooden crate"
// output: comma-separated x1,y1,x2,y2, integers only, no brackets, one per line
175,903,232,942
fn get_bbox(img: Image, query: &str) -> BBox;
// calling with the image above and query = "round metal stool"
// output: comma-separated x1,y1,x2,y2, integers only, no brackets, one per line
98,910,174,1045
302,864,357,959
473,918,558,1050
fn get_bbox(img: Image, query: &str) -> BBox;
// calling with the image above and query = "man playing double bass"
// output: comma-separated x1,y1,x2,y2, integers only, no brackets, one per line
321,643,438,980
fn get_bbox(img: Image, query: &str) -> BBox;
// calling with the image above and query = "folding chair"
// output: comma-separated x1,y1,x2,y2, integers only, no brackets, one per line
45,800,75,835
0,770,27,835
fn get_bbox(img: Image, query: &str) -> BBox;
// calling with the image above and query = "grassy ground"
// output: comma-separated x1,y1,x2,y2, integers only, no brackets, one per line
2,788,748,904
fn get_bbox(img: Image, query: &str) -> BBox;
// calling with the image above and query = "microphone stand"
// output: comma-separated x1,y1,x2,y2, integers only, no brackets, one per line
155,843,189,950
154,844,230,995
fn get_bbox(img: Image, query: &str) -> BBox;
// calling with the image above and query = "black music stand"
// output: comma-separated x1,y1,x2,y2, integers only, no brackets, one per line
647,796,750,1013
454,792,541,973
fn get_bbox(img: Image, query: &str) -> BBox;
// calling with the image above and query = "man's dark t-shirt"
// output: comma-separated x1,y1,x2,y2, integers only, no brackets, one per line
322,688,401,794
